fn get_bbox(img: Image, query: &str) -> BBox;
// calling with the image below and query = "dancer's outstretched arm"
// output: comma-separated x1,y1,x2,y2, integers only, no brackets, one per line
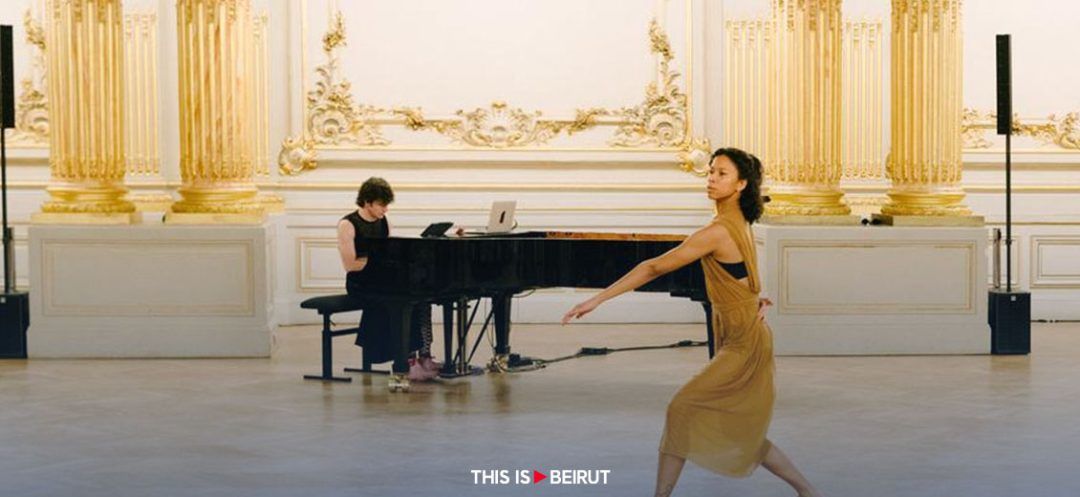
561,223,731,324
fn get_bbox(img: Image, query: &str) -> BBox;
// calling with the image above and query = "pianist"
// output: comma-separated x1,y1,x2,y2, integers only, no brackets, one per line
337,177,440,381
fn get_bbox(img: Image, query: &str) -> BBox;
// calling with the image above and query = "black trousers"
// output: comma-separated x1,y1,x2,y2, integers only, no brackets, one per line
348,299,431,364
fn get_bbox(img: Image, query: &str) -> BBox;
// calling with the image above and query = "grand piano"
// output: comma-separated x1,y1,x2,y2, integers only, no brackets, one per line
347,231,710,391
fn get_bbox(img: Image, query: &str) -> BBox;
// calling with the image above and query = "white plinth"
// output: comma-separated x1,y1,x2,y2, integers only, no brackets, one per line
28,224,276,358
754,224,991,355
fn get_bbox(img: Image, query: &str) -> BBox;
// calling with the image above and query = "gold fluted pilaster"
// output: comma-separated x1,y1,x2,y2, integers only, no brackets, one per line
168,0,264,224
764,0,851,219
879,0,976,223
34,0,137,224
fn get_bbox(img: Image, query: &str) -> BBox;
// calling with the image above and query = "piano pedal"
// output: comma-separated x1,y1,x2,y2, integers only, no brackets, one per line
488,353,545,373
388,373,411,392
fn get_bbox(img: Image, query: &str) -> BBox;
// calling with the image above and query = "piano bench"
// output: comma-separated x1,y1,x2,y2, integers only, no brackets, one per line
300,294,387,382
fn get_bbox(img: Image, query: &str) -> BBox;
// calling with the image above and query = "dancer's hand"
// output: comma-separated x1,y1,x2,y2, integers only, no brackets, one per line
562,298,600,325
757,297,773,322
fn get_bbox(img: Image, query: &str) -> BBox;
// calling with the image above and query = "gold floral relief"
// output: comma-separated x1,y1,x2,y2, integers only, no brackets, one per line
677,137,712,177
390,102,610,149
278,8,700,175
960,108,994,149
7,9,50,146
278,135,318,176
608,20,689,149
961,107,1080,151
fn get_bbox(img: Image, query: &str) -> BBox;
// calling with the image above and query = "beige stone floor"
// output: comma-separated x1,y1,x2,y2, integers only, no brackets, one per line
2,322,1079,497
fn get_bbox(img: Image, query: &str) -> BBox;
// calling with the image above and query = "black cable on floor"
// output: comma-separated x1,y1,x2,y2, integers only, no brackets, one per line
524,339,707,367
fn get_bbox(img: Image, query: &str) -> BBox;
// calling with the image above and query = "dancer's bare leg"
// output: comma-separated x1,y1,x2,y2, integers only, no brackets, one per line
760,440,821,497
654,451,686,497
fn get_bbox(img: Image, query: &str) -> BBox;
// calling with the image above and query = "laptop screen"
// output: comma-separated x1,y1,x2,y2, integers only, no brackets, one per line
486,201,517,234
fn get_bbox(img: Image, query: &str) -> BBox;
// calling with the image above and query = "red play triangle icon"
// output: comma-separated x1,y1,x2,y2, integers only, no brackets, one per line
533,470,547,484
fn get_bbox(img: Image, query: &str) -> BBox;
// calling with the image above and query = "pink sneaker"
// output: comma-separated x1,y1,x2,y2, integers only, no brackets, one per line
407,357,438,382
419,356,443,373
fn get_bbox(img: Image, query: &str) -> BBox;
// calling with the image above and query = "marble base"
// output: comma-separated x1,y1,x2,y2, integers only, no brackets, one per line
27,224,276,358
31,212,143,225
754,223,991,355
164,211,268,225
759,214,863,226
873,214,986,227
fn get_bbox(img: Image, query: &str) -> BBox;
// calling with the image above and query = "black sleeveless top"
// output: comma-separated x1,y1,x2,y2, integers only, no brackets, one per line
719,260,748,280
342,211,389,260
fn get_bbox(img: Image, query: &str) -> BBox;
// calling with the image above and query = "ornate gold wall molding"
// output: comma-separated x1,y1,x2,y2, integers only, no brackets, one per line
962,108,1080,151
7,9,49,147
960,108,995,149
677,137,712,176
392,102,611,149
608,19,690,149
299,12,389,148
278,8,699,176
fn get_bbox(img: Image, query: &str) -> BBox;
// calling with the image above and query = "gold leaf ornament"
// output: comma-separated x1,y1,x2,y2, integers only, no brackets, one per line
278,135,318,175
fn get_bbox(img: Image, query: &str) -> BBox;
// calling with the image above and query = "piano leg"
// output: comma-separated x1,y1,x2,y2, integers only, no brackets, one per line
486,293,513,371
388,301,413,392
456,297,469,375
702,302,715,359
441,301,454,376
493,293,512,356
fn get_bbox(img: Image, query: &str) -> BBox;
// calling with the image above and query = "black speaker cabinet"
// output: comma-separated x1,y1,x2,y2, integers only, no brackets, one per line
995,34,1012,135
988,290,1030,355
1,25,14,129
0,292,29,358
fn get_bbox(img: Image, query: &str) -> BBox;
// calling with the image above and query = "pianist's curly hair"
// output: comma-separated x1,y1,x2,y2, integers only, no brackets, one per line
356,177,395,207
711,147,768,224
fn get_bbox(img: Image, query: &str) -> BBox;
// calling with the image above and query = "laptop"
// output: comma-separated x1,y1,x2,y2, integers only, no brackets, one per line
464,201,517,235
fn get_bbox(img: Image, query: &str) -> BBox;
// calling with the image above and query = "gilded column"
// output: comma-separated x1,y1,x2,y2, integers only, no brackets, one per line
168,0,264,223
878,0,977,223
765,0,852,220
35,0,137,223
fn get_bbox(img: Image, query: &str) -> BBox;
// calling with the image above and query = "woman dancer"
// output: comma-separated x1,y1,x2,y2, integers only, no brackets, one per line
562,148,821,497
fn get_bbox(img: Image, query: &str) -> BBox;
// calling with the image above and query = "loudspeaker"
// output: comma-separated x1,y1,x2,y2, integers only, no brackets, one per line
1,25,14,129
995,34,1012,136
0,292,29,358
988,290,1030,355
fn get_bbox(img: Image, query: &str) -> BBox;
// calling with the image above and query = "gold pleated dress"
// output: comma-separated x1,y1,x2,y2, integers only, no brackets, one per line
659,215,775,477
